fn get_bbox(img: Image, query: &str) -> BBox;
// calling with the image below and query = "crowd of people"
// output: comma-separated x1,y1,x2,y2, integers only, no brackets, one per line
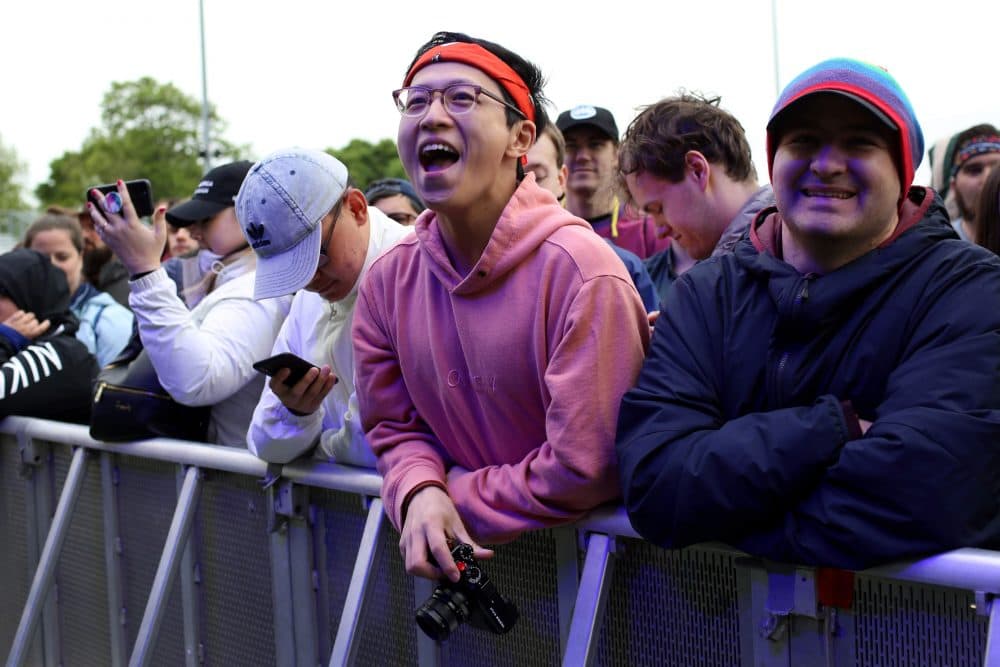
4,32,1000,581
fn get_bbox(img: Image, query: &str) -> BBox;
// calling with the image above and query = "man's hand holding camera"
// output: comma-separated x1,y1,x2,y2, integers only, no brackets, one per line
401,485,494,582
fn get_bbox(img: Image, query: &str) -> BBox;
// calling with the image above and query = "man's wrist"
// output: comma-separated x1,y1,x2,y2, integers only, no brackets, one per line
401,481,449,524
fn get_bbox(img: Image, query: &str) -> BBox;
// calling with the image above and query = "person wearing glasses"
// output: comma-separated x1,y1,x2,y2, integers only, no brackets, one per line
352,32,649,583
365,177,425,226
87,162,293,446
237,148,412,466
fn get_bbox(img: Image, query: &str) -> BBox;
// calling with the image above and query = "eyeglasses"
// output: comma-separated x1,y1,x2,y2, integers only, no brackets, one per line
316,197,344,270
392,84,526,120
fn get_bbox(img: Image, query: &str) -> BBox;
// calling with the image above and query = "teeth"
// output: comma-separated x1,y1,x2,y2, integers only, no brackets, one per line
804,190,852,199
421,143,457,155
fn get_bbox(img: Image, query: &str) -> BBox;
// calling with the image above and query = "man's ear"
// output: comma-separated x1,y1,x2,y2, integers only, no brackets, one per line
557,164,569,194
685,150,711,191
346,188,369,225
508,120,536,160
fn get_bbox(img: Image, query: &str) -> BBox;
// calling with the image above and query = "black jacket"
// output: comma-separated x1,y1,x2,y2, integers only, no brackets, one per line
617,188,1000,569
0,249,98,423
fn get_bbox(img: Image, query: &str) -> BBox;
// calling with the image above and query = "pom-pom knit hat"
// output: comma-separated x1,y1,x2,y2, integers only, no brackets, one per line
766,57,924,195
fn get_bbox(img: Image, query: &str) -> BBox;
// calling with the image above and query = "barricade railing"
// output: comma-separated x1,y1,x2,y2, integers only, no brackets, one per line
1,416,997,666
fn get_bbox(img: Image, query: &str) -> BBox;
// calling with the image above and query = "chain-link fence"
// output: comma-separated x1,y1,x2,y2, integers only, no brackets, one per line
0,210,36,252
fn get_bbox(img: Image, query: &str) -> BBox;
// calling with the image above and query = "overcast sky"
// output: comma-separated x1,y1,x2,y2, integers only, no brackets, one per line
3,0,997,206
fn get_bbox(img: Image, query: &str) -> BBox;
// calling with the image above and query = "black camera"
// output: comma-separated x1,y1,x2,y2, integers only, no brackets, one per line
415,543,519,642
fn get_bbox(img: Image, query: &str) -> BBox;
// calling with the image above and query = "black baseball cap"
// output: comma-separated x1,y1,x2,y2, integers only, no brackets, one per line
364,178,425,213
165,160,254,226
556,105,620,142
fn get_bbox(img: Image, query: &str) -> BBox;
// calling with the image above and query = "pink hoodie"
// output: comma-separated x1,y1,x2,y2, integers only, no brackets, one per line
353,175,650,543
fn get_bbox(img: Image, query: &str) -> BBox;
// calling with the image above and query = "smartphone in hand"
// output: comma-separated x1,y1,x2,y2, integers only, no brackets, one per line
253,352,321,387
86,179,155,217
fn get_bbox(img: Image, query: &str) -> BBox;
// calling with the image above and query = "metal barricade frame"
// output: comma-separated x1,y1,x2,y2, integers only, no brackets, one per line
2,416,997,667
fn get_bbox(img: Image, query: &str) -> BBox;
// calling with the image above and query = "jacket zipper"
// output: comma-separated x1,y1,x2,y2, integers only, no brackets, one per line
773,278,812,405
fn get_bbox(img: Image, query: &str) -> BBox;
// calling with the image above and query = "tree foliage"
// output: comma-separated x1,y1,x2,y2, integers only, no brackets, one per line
326,138,407,192
0,135,27,210
35,77,247,208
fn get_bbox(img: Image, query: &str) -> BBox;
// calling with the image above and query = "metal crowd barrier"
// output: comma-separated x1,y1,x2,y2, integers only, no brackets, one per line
1,416,997,666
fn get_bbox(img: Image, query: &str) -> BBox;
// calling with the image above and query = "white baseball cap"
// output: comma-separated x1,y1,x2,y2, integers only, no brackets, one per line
236,148,349,300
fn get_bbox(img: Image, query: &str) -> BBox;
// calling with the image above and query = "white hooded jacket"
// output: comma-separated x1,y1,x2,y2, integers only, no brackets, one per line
248,208,412,465
130,254,293,447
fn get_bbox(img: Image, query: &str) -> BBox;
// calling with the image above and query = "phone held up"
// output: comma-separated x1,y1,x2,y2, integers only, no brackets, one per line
86,179,155,218
253,352,324,387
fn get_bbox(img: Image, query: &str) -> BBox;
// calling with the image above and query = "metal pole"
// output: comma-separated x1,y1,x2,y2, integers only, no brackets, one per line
7,447,89,667
177,466,202,667
129,466,202,667
101,453,128,667
199,0,212,171
771,0,781,96
554,527,581,656
561,532,616,667
329,498,385,667
985,596,1000,667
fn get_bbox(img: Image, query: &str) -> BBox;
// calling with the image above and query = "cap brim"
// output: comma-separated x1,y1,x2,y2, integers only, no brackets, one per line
165,199,229,226
252,222,322,300
768,90,897,133
556,119,617,141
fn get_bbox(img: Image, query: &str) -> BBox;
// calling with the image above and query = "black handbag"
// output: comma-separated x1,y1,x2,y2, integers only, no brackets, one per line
90,342,211,443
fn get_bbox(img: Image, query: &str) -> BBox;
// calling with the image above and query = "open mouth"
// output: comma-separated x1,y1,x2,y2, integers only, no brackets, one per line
419,142,460,172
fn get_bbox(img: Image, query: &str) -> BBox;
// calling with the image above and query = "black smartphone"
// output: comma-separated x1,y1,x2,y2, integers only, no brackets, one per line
253,352,321,387
86,179,155,217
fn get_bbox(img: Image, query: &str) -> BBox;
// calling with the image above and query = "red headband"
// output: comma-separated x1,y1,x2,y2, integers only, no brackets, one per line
403,42,536,123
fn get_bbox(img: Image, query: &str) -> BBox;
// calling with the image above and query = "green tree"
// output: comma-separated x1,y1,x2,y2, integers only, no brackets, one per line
35,77,247,208
0,135,27,210
326,138,406,192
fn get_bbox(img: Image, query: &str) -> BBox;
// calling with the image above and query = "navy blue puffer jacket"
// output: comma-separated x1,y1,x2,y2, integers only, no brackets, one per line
616,188,1000,569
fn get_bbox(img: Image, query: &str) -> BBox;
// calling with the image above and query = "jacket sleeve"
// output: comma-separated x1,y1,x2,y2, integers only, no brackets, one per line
0,335,97,421
317,386,376,468
618,259,1000,569
739,258,1000,568
446,274,649,543
91,300,135,367
129,268,290,406
353,276,450,531
247,315,325,463
617,276,852,553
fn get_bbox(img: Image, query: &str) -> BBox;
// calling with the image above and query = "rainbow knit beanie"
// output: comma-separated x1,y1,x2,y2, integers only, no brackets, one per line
766,58,924,195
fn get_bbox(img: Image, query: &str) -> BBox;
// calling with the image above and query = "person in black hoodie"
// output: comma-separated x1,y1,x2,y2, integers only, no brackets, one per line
0,249,98,423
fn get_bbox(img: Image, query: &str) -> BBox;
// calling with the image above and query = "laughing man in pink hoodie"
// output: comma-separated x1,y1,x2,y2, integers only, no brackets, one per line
353,31,649,583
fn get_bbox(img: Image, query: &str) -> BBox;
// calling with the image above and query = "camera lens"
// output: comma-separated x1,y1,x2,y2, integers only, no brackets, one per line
415,586,472,642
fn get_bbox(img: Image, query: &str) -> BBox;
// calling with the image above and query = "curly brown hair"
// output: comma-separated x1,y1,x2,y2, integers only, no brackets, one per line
617,92,757,200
